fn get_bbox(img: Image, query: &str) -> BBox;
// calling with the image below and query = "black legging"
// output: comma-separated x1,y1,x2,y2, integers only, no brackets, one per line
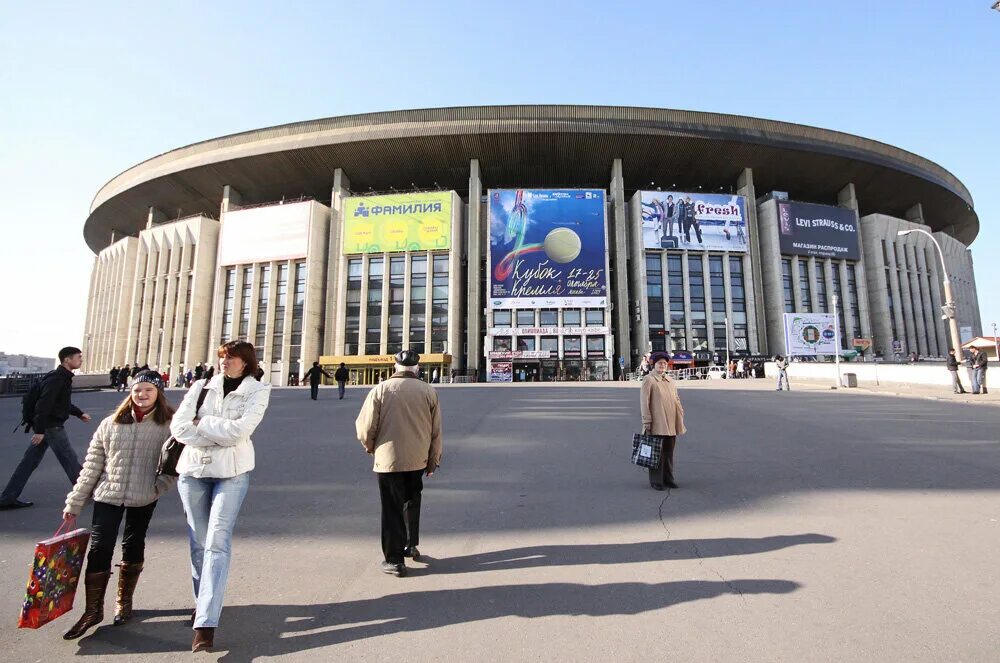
86,500,158,572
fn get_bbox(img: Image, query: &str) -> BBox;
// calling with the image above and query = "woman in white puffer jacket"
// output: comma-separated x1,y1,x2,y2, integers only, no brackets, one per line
170,341,271,653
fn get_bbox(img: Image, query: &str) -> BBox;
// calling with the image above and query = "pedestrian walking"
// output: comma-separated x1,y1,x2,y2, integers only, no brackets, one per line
334,362,349,399
109,366,119,388
947,348,967,394
170,340,271,652
736,358,746,379
61,370,177,640
775,355,790,391
0,347,92,510
639,352,686,491
306,361,332,400
117,364,131,392
355,349,443,578
971,346,989,394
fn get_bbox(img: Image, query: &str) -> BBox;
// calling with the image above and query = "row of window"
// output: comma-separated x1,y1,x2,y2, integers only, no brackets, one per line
346,254,449,355
492,309,606,328
493,335,606,356
646,253,748,353
781,257,862,349
219,260,308,373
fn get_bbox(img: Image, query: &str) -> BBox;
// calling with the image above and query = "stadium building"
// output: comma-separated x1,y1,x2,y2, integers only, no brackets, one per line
81,106,983,384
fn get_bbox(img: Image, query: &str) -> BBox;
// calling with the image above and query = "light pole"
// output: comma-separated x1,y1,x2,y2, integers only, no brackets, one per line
897,229,963,358
993,322,999,362
724,316,731,372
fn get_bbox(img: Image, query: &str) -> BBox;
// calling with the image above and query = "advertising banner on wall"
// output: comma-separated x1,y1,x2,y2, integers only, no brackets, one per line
777,201,860,260
641,192,748,252
343,192,452,254
488,361,513,383
488,189,607,309
219,201,312,266
783,312,839,356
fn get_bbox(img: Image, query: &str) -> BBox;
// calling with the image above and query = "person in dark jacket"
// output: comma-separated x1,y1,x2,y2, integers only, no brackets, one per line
194,363,204,381
971,347,989,395
682,195,702,244
0,347,92,510
334,362,349,400
118,364,131,392
947,348,966,394
109,367,119,388
306,362,333,400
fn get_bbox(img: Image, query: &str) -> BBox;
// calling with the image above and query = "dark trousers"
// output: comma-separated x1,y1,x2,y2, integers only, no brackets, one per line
87,500,158,572
648,435,677,488
310,382,319,400
377,470,423,564
1,427,81,502
683,218,702,243
337,380,346,399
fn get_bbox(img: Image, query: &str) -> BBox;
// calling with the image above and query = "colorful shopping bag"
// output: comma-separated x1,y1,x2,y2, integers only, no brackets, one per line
17,522,90,629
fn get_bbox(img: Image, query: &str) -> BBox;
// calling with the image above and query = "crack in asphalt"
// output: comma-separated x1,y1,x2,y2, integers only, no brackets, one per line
658,487,744,601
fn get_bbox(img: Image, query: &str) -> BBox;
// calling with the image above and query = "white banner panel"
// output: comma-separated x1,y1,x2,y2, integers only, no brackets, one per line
783,313,839,356
219,202,311,266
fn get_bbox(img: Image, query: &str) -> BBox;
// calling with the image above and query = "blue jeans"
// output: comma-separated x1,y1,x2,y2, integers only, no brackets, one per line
776,370,790,391
177,473,251,628
1,426,81,502
338,381,346,399
972,368,986,394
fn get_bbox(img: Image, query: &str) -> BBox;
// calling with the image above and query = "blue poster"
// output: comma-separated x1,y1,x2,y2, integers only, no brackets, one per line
488,189,608,309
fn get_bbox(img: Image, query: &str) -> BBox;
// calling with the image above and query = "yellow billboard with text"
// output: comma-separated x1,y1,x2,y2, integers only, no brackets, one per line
343,192,452,254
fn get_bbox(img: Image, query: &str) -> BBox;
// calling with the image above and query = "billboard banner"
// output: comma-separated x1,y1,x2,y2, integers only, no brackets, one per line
641,192,748,252
219,201,311,266
783,313,839,356
343,192,452,254
488,189,608,309
777,201,860,260
488,361,513,383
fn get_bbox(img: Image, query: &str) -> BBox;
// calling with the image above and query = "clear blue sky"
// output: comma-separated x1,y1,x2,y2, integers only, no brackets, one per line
2,1,998,357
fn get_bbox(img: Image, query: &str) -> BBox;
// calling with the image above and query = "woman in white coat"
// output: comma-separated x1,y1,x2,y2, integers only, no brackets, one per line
170,340,271,652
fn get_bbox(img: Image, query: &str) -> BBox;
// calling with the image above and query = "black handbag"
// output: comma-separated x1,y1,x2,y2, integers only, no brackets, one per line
157,384,210,477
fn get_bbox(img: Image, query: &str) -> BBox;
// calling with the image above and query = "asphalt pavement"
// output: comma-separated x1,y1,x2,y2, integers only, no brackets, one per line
1,382,998,661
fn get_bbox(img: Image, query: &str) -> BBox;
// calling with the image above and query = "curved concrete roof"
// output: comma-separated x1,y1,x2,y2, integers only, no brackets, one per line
84,105,979,254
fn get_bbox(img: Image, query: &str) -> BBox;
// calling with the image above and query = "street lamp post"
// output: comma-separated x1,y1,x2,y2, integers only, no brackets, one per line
897,229,963,358
724,316,731,373
833,294,842,388
993,322,999,362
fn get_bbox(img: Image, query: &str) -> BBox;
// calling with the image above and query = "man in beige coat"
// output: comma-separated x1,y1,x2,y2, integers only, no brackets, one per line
640,352,686,490
356,349,442,577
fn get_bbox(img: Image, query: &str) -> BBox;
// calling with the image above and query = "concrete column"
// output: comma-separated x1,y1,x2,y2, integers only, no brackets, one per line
755,199,786,355
447,193,465,368
280,260,295,386
860,216,891,358
466,161,482,374
925,245,948,355
222,185,243,213
609,159,631,370
902,244,928,355
302,202,330,372
246,262,262,356
628,191,649,362
357,255,370,356
722,254,733,354
124,243,146,364
808,257,820,311
189,217,220,367
262,262,278,369
325,170,349,355
886,239,907,356
894,243,918,355
737,169,767,351
839,183,873,345
905,203,926,225
913,244,938,355
160,234,181,371
703,253,716,350
147,207,166,230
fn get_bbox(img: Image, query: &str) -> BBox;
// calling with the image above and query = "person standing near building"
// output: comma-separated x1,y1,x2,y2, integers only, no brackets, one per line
118,364,130,392
775,355,790,391
971,346,989,394
61,370,177,640
0,347,92,510
171,341,271,652
306,361,332,401
334,362,349,399
194,363,204,382
947,348,967,394
640,352,686,491
355,349,443,578
109,366,119,388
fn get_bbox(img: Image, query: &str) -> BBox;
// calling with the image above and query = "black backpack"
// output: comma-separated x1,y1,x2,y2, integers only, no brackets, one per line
15,371,55,434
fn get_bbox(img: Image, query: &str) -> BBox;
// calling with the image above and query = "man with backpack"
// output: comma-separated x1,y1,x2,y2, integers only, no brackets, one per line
0,347,92,510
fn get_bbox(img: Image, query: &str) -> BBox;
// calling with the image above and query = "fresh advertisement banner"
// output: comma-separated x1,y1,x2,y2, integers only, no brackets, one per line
488,189,608,309
488,361,513,383
343,192,452,254
783,313,840,356
778,201,860,260
641,192,748,252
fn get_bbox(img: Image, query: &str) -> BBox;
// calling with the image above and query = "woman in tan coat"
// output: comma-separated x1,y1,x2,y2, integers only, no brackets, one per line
640,352,686,490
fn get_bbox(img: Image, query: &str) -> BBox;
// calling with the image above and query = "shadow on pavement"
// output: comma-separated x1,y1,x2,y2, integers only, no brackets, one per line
71,579,800,659
421,533,836,573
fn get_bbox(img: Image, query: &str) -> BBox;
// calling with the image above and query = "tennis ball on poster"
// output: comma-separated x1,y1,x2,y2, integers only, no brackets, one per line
543,227,582,263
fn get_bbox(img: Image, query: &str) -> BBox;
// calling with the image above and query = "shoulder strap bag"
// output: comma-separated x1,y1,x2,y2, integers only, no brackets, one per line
157,383,210,477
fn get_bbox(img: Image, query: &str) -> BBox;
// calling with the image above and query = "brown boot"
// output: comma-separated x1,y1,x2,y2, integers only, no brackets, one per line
192,627,215,652
113,561,143,625
63,570,111,640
